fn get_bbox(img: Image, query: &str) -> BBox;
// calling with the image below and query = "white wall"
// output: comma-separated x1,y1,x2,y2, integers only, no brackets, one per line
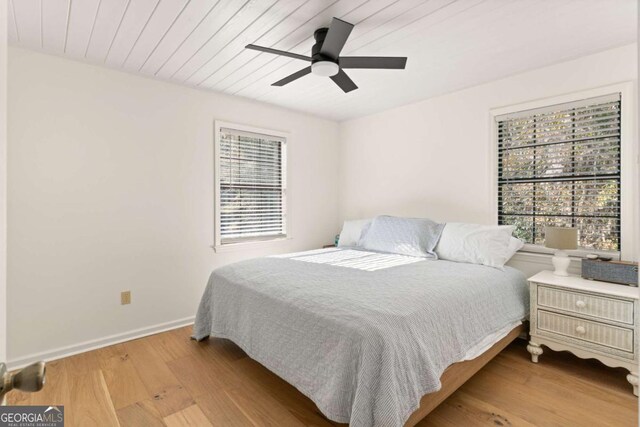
7,42,638,364
7,47,340,364
338,44,638,274
0,1,7,363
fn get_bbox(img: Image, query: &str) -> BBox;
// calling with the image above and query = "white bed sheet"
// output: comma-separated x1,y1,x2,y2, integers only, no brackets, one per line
461,320,522,361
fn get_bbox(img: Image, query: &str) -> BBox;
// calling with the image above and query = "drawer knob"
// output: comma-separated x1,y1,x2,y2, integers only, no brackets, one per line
575,300,586,308
575,325,586,335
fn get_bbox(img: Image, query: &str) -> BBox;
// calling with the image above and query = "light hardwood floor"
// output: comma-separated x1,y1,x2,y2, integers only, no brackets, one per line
7,326,638,426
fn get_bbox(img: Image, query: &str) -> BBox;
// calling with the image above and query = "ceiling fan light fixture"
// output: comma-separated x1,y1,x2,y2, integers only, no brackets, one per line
311,61,339,77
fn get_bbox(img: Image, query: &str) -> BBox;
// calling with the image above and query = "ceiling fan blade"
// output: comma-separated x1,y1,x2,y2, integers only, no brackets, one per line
246,44,311,62
272,66,312,86
330,69,358,93
320,18,354,59
339,56,407,69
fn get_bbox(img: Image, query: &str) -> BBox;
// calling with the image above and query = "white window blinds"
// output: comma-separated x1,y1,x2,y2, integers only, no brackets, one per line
218,127,287,244
497,93,621,252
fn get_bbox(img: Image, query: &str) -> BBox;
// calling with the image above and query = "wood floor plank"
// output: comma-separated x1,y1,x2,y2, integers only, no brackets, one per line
498,342,633,396
172,328,247,367
124,337,195,417
485,343,636,421
463,373,572,427
231,357,336,427
147,330,194,363
481,360,637,426
67,370,120,427
491,353,634,409
464,365,632,427
117,400,166,427
163,404,214,427
96,343,129,370
102,357,150,410
420,390,537,427
414,410,462,427
167,354,237,398
200,337,248,366
63,350,101,376
6,389,31,405
225,384,307,427
195,390,255,427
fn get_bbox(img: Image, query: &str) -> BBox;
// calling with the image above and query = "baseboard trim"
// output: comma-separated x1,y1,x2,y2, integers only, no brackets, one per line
6,316,195,371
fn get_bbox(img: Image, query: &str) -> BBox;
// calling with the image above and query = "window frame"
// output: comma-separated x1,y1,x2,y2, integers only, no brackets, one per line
213,120,291,253
489,82,637,261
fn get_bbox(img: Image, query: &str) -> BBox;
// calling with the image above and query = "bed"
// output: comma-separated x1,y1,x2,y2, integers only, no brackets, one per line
193,247,529,426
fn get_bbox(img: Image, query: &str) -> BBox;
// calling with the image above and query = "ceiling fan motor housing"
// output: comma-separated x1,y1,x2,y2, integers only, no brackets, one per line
312,28,334,63
311,28,340,77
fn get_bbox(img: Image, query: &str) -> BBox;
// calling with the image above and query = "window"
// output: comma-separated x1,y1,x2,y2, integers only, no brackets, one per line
496,94,621,253
214,122,287,247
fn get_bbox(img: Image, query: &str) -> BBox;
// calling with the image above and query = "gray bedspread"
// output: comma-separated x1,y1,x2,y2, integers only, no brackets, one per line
193,248,528,426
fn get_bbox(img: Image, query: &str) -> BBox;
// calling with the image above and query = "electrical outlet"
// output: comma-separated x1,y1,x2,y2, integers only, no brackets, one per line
121,291,131,305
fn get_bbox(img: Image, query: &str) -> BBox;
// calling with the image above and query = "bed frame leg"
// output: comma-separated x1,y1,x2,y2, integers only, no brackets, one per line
527,341,543,363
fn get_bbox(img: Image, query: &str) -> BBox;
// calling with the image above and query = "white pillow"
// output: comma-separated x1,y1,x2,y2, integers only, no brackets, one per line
435,223,515,270
337,219,372,247
505,237,525,262
359,215,445,258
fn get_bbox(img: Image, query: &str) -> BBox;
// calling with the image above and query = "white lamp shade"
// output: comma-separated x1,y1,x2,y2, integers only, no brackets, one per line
544,226,578,250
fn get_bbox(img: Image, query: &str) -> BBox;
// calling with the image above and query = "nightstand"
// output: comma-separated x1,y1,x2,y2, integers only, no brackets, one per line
527,271,639,396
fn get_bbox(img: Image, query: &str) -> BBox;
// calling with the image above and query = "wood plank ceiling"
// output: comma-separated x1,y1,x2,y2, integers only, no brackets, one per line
7,0,637,121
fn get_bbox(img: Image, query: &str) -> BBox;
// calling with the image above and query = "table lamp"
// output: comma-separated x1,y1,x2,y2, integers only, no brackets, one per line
544,226,578,276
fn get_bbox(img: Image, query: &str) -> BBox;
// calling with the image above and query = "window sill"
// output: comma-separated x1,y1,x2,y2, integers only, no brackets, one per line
211,236,292,253
511,250,581,264
520,244,621,260
508,250,583,276
509,247,620,277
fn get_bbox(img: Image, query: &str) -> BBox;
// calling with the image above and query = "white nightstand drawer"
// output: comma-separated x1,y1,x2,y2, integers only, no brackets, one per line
537,310,634,353
538,285,634,325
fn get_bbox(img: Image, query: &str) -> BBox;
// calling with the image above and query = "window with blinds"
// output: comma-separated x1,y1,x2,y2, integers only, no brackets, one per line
216,126,287,245
497,93,621,252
